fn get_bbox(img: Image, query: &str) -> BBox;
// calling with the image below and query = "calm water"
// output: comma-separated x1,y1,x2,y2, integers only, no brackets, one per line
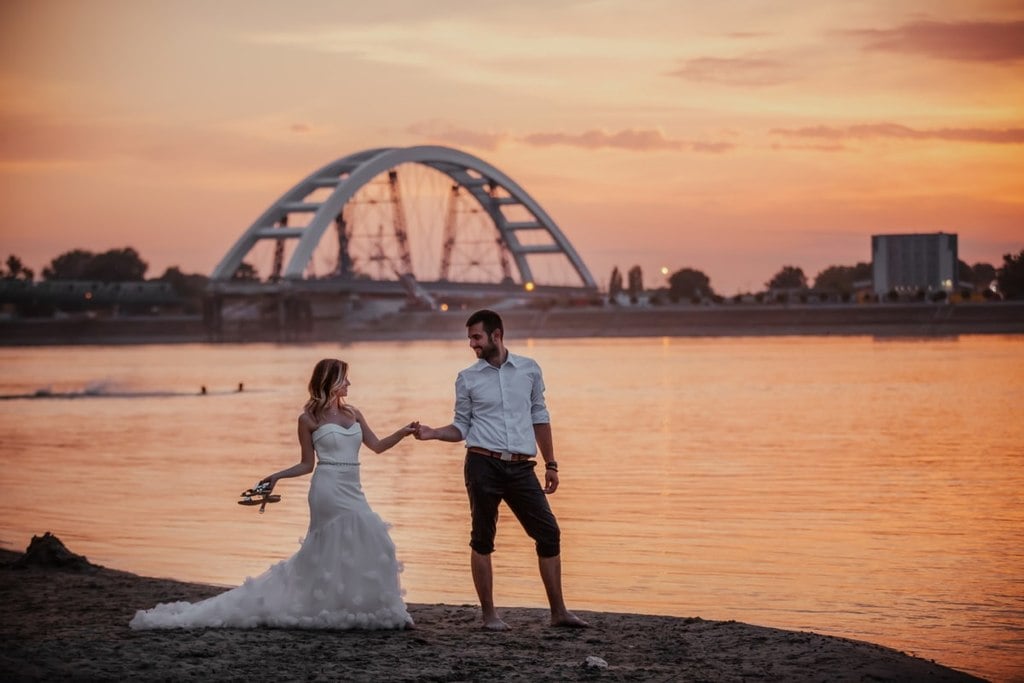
1,336,1021,681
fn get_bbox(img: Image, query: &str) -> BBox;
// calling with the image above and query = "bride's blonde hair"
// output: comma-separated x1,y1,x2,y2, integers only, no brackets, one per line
305,358,355,422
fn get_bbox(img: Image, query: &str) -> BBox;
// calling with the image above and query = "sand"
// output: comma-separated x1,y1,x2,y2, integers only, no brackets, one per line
1,534,984,682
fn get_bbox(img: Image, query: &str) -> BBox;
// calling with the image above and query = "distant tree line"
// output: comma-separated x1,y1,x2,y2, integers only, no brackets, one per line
4,246,1024,311
1,247,210,314
606,251,1024,303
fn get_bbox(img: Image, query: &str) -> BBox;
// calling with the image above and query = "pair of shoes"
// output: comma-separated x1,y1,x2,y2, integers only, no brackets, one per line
238,481,281,513
240,481,273,497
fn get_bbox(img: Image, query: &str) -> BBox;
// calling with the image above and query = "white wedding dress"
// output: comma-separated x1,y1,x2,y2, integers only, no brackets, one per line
130,422,412,630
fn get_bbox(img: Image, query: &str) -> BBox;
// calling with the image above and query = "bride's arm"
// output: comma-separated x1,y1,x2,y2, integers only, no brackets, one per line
259,414,316,489
354,407,418,454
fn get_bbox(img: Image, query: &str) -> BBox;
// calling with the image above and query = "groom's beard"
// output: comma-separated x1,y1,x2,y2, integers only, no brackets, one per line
475,338,500,364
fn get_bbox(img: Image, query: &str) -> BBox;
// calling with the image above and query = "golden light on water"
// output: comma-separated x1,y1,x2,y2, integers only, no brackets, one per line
0,337,1021,681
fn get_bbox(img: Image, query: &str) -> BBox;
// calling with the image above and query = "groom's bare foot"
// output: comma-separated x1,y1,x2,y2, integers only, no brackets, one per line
482,614,511,630
551,611,590,628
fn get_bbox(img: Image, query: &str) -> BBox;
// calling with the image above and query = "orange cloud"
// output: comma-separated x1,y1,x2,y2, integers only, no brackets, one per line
770,142,848,153
668,56,796,86
404,123,734,154
770,123,1024,145
849,20,1024,62
520,129,733,153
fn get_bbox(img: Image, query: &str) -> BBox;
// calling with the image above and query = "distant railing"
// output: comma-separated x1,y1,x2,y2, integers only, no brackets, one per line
0,280,180,306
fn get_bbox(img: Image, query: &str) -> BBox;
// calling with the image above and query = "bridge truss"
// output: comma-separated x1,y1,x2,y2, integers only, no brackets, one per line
209,146,597,304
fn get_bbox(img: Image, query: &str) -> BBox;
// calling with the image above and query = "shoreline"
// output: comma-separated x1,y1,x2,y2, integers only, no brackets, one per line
0,537,986,682
1,302,1022,345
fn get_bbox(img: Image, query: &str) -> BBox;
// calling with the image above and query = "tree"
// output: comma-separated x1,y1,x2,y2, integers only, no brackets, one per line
970,262,997,288
627,265,643,303
766,265,807,290
813,262,872,294
608,267,623,303
3,254,34,281
815,262,872,294
82,247,148,281
814,265,853,294
43,249,95,280
158,266,209,314
996,250,1024,300
851,262,872,282
668,267,713,301
41,247,147,282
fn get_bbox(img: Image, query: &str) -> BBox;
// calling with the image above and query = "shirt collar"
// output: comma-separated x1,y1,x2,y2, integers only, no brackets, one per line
469,350,519,371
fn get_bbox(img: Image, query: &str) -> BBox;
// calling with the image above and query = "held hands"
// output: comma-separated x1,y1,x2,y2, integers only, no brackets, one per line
413,424,437,440
398,421,420,439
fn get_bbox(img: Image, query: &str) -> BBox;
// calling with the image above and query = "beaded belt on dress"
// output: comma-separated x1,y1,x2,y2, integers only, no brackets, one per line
318,460,359,466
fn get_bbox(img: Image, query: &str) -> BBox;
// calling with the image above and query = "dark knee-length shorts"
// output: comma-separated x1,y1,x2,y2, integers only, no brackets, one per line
464,453,561,558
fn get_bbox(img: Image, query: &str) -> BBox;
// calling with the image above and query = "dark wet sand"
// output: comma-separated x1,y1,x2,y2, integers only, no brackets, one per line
0,541,986,682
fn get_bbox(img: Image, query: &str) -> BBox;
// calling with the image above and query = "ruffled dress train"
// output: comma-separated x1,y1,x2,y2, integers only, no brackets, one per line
129,422,411,630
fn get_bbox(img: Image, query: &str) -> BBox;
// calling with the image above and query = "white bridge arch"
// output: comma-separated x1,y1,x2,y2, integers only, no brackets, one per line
211,145,597,295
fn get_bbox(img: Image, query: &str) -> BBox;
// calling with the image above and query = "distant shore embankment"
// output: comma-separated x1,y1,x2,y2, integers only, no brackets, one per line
1,302,1022,346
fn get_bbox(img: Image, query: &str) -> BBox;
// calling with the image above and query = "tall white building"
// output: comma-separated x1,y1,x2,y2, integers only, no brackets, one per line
872,232,958,295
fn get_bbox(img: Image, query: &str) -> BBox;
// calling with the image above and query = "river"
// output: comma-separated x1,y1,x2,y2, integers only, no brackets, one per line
0,335,1021,680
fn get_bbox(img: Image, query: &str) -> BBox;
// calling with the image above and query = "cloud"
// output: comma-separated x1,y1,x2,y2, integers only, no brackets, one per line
522,129,681,151
849,20,1024,62
668,56,796,86
690,140,737,154
520,129,733,153
770,123,1024,145
405,123,734,154
770,143,848,153
406,120,508,151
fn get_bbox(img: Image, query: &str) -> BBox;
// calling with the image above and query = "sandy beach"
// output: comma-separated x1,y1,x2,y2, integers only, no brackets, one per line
1,534,985,682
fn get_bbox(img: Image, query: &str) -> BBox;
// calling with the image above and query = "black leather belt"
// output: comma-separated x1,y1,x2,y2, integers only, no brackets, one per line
467,446,533,462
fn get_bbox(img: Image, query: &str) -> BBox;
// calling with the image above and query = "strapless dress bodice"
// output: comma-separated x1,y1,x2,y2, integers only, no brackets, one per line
314,422,362,466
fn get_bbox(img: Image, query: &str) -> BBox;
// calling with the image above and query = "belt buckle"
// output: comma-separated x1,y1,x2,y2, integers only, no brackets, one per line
500,451,513,462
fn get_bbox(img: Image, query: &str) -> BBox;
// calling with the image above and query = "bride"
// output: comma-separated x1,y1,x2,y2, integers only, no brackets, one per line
130,358,417,630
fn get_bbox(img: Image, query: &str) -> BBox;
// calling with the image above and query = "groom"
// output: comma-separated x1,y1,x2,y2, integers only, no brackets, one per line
414,309,588,630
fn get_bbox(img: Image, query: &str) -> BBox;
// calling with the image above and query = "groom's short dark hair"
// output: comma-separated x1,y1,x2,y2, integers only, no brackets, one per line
466,309,503,337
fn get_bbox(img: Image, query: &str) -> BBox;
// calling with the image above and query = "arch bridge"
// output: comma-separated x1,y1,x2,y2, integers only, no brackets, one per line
206,146,597,335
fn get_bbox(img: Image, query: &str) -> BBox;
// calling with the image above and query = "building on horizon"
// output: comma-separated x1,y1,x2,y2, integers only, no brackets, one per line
871,232,958,296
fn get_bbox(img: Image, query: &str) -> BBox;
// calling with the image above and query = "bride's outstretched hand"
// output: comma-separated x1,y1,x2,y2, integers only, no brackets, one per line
401,421,420,438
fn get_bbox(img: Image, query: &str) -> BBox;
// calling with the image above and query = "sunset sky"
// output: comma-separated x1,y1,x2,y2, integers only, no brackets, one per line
2,0,1022,294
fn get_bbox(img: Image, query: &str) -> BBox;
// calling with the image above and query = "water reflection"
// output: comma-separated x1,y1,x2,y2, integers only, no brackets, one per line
0,336,1021,680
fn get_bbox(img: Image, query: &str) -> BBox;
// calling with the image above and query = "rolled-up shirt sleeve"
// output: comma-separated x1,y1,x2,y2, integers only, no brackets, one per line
452,372,471,439
530,363,550,424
